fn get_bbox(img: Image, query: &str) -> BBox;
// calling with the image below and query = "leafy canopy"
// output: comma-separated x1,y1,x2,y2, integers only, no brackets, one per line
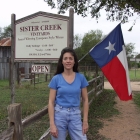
44,0,140,23
0,25,11,40
74,29,103,65
74,30,136,67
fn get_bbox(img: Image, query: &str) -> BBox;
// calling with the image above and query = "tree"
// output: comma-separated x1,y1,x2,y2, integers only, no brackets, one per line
135,53,140,68
74,29,103,65
0,27,3,39
135,53,140,58
0,25,11,40
44,0,140,23
125,43,135,69
73,34,82,49
125,43,135,57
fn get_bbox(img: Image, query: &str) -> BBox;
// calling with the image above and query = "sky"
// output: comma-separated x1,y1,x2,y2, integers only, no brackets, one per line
0,0,140,53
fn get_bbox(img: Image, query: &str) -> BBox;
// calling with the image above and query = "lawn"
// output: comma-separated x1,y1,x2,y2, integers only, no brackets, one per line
129,69,140,81
0,79,119,140
104,69,140,81
0,80,50,139
0,69,140,139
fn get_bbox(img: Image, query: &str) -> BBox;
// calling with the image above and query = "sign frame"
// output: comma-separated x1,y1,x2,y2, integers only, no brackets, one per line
12,10,74,62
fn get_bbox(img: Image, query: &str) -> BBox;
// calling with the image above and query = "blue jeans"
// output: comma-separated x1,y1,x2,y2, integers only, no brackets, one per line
51,104,87,140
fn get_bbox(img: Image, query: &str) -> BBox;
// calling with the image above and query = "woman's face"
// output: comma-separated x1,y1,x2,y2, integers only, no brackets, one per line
62,52,75,70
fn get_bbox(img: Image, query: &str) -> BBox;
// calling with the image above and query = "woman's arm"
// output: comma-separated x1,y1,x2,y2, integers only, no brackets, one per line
48,88,58,138
81,87,89,134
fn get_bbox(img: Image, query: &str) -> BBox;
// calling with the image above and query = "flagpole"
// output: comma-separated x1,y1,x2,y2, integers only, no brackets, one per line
78,52,89,63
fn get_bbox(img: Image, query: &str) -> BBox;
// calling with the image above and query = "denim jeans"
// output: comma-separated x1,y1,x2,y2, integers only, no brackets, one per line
51,104,87,140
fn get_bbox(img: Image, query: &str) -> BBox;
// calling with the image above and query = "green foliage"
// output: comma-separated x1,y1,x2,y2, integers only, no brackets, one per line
44,0,140,23
83,71,91,81
75,30,103,65
73,34,82,49
0,25,11,40
125,43,135,68
136,54,140,58
125,43,135,56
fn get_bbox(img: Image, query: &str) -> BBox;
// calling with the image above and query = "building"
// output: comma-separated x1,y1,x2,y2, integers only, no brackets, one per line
0,38,11,79
0,38,31,80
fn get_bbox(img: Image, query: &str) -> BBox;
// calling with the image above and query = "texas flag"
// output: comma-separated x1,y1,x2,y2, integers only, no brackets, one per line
89,24,132,101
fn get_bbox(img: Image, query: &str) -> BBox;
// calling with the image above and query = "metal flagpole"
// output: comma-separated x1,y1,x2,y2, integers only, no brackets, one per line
78,52,89,63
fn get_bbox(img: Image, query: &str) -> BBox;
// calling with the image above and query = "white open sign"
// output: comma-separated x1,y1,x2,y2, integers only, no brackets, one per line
31,64,50,73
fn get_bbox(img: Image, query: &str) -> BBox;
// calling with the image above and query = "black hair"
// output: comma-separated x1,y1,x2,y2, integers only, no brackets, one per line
54,47,79,75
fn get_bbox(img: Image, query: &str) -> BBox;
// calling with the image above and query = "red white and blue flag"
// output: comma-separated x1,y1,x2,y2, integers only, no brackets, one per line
89,24,132,101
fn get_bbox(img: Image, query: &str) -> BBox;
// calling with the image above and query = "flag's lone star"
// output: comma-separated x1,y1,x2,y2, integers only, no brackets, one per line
105,41,116,54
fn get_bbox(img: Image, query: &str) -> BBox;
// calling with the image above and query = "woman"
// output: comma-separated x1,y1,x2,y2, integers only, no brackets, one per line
48,47,89,140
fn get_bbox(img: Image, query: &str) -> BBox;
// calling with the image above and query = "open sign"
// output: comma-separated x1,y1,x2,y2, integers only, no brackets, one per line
31,64,50,73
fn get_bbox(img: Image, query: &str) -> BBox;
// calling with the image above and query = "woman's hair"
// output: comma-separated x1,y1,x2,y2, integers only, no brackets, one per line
54,47,79,75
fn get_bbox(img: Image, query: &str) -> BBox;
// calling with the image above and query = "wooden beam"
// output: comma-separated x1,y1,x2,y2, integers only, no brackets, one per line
8,103,23,140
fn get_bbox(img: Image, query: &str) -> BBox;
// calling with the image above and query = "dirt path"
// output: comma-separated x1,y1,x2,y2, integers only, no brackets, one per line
104,81,140,91
99,82,140,140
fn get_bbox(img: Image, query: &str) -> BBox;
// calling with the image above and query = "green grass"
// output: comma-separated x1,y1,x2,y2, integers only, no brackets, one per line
0,80,119,140
87,89,119,140
129,69,140,81
0,80,49,139
0,77,140,140
104,69,140,81
133,93,140,109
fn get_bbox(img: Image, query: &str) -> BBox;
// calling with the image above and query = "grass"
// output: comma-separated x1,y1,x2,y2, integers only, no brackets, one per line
0,80,50,139
133,93,140,109
129,69,140,81
87,89,119,140
0,79,119,140
0,71,140,139
104,69,140,81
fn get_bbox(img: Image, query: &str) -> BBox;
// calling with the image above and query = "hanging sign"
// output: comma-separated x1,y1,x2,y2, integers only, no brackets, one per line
31,64,50,73
15,12,69,61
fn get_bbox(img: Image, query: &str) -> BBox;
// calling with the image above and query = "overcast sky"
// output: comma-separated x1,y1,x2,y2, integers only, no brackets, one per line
0,0,140,53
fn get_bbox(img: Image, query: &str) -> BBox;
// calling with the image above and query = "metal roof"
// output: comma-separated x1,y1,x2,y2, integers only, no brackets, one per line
0,38,11,46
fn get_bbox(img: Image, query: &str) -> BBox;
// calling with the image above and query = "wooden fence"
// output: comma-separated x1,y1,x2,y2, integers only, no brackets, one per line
18,72,53,87
0,74,104,140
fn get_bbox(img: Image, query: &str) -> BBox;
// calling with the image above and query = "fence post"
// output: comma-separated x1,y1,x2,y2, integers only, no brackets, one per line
8,103,23,140
34,73,36,86
45,74,48,82
30,73,33,84
17,63,20,85
19,71,21,86
102,73,104,90
94,73,97,94
9,57,11,87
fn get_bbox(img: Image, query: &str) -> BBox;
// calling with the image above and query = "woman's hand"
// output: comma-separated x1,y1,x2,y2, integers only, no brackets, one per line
82,121,89,135
50,124,58,138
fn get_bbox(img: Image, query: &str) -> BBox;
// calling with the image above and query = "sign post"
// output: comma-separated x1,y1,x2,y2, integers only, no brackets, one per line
11,14,16,104
11,9,74,103
15,11,70,61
